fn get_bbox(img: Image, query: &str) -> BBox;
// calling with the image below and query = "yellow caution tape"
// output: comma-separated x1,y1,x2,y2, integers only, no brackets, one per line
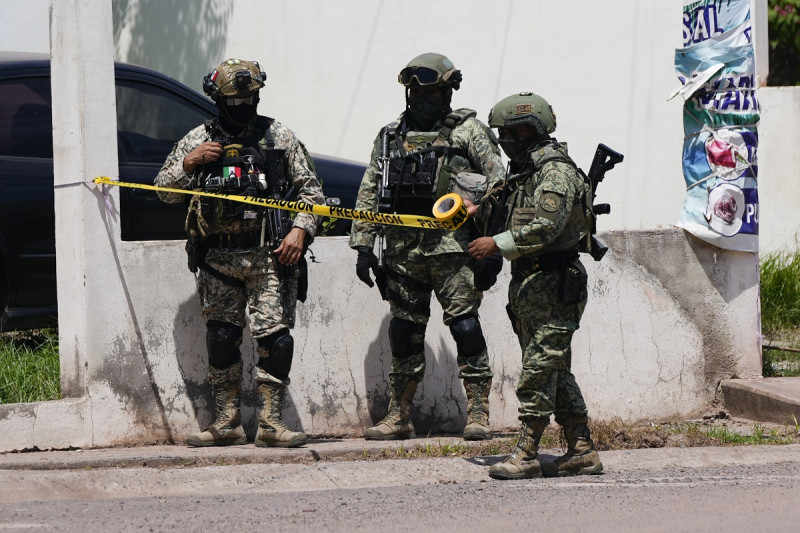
92,176,468,230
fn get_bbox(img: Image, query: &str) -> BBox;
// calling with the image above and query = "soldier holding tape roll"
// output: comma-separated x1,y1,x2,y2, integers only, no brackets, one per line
155,58,324,448
349,53,505,441
468,92,604,479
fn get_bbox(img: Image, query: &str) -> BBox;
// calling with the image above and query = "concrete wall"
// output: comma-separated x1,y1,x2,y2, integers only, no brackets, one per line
757,87,800,252
0,228,760,451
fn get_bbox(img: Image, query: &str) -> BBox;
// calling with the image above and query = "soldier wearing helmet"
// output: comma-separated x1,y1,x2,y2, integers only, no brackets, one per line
468,92,603,479
349,53,505,441
155,58,325,449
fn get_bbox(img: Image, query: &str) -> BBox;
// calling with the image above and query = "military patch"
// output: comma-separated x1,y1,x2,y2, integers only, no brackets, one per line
539,192,562,212
515,103,533,115
225,143,243,157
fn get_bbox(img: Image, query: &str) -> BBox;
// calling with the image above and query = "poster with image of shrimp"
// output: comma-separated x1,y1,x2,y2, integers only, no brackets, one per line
672,0,759,252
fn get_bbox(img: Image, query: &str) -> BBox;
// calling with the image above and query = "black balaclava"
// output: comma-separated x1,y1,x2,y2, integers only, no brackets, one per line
503,135,554,171
405,85,452,131
216,94,259,134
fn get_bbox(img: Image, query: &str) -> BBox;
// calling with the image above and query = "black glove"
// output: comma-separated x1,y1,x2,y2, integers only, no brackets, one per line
473,252,503,291
356,246,379,288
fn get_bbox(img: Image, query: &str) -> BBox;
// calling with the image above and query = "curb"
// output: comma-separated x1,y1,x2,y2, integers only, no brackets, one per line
722,377,800,425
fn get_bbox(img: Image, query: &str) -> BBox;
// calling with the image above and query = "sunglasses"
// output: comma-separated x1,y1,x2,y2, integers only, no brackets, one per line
398,67,442,86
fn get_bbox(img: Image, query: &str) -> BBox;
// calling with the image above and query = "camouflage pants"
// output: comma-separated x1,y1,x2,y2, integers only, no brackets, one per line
197,247,297,339
508,267,588,423
385,251,491,381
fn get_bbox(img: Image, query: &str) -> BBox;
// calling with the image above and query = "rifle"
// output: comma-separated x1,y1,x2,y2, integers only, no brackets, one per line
370,127,392,300
262,148,291,248
585,143,624,261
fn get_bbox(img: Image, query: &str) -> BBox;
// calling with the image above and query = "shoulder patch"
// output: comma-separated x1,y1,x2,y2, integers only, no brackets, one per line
539,191,563,213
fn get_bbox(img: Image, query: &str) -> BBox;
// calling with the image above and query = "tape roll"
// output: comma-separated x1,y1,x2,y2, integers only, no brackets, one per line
432,193,464,220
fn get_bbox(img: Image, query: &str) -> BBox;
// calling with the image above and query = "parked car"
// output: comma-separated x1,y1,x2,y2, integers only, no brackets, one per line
0,52,364,332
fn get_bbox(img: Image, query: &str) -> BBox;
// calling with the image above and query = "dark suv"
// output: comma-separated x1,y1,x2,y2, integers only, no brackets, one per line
0,52,364,332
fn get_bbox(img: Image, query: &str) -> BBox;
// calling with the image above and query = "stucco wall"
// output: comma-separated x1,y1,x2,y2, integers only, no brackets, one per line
0,228,760,452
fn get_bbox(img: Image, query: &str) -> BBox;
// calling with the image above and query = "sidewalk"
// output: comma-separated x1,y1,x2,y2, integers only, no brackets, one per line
2,434,799,473
1,377,796,473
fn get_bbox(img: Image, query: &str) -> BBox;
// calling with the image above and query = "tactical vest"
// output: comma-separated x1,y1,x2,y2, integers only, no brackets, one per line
200,117,289,221
508,143,595,256
382,108,478,216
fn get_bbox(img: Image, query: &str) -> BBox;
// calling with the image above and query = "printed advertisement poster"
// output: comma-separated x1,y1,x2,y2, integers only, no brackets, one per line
673,0,759,252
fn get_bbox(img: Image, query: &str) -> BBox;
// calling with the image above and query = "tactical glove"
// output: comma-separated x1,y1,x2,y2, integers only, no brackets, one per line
473,252,503,292
356,246,379,288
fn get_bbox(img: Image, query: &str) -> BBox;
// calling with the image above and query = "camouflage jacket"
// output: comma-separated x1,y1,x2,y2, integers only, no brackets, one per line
155,117,324,237
493,141,588,260
349,112,504,257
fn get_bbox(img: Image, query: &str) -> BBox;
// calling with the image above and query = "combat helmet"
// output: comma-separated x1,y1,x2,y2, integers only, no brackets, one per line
488,92,556,138
398,53,462,90
203,58,266,100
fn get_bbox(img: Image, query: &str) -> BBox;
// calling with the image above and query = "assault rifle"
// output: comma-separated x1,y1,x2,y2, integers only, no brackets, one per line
370,127,392,300
262,148,291,249
585,143,624,261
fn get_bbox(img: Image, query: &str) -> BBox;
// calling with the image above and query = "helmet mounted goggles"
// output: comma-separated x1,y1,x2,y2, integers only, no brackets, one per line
399,66,446,86
398,53,462,89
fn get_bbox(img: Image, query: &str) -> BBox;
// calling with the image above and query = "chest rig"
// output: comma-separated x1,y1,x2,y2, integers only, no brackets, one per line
507,142,593,256
379,108,477,216
198,117,292,246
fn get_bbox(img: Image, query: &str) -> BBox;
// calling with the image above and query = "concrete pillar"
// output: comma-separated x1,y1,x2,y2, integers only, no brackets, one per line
51,0,118,397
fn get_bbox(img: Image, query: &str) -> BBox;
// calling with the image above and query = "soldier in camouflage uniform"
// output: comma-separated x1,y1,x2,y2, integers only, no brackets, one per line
468,92,603,478
350,53,505,441
155,58,324,448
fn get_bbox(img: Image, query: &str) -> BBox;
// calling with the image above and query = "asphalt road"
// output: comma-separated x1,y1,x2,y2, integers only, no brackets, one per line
1,443,799,532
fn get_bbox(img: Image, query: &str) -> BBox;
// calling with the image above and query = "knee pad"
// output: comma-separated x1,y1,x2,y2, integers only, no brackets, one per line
389,317,426,358
449,314,486,358
206,320,243,369
256,329,294,381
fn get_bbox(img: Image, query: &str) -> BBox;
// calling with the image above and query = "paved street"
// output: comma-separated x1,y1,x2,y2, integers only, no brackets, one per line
1,441,798,532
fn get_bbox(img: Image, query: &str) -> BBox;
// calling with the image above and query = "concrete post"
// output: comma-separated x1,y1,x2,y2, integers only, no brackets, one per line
51,0,118,398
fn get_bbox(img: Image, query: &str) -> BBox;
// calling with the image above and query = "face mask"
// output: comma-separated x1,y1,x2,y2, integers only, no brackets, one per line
406,92,449,130
218,101,258,130
498,138,531,164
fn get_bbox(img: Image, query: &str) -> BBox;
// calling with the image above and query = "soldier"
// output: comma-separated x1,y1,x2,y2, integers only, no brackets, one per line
155,58,325,448
468,92,604,478
350,53,505,441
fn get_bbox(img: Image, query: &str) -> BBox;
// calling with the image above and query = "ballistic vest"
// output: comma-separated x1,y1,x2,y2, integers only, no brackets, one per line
383,108,478,216
507,142,594,256
201,117,288,221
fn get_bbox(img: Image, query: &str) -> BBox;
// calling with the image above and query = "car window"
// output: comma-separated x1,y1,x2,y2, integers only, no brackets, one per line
0,77,53,159
115,79,211,164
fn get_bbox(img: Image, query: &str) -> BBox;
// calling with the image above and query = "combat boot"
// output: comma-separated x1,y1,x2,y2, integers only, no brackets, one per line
463,378,491,441
364,375,418,440
254,369,308,448
543,416,604,477
488,420,547,480
186,361,247,447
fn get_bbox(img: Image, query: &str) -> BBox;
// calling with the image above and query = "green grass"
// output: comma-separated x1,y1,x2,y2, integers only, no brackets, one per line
0,329,61,404
701,423,794,445
760,250,800,377
760,250,800,331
